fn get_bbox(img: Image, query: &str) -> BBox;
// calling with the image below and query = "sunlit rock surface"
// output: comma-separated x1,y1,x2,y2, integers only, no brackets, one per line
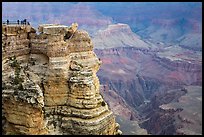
2,23,121,135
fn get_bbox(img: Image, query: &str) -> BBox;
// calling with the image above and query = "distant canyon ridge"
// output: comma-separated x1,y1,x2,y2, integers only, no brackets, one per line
2,2,202,51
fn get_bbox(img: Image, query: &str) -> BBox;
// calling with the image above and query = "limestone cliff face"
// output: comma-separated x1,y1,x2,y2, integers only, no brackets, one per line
2,23,121,135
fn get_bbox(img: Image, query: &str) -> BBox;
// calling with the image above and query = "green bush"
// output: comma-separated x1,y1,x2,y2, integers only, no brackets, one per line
18,84,24,90
9,56,24,86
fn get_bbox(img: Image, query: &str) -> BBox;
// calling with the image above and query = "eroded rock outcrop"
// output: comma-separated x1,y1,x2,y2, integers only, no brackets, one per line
139,86,202,135
2,23,121,135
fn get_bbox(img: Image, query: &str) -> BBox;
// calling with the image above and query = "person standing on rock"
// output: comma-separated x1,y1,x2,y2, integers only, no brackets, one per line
23,19,27,25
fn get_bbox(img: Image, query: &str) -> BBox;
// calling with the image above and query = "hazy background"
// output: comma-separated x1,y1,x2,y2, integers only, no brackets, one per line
2,2,202,50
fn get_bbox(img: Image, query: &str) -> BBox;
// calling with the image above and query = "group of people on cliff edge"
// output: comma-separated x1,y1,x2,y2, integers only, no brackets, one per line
5,19,30,25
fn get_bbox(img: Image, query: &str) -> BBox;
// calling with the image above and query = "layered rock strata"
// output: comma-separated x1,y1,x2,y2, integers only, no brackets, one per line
139,86,202,135
2,23,121,135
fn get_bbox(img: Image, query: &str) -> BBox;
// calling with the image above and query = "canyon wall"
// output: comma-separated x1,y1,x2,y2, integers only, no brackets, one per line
2,23,121,135
139,86,202,135
95,47,201,109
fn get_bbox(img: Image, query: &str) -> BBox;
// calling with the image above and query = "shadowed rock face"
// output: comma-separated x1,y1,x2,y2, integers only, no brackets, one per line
94,45,201,135
139,86,202,135
94,46,201,108
2,24,121,135
100,86,139,121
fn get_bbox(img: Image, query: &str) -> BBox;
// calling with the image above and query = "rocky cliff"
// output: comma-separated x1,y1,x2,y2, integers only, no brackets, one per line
2,23,121,135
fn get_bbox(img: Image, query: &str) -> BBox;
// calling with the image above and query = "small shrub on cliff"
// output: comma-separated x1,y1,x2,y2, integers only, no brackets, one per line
18,84,24,91
2,82,6,90
13,76,24,85
7,132,17,135
9,56,24,86
9,56,18,68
